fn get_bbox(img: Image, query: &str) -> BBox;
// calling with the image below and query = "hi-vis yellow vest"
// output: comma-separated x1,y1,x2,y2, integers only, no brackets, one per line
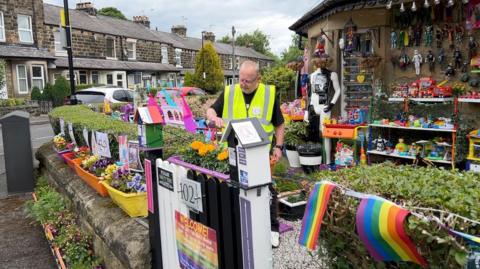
222,83,275,142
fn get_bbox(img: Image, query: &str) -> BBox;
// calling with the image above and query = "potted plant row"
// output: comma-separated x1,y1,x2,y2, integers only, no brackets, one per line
275,178,309,220
73,155,113,197
53,134,74,162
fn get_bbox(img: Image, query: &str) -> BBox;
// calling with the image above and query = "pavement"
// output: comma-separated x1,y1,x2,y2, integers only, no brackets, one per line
0,116,56,268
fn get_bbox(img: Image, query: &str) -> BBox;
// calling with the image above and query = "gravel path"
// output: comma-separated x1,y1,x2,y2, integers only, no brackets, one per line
273,218,329,269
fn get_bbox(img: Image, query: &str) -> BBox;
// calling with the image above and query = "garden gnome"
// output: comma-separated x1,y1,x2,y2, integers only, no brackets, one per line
424,25,433,47
391,30,397,49
413,50,423,75
454,48,463,69
426,50,435,72
468,35,478,60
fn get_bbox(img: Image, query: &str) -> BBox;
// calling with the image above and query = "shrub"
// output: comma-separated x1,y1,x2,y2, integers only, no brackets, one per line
52,77,71,106
192,41,224,94
41,83,54,101
31,87,42,101
310,163,480,268
284,121,308,150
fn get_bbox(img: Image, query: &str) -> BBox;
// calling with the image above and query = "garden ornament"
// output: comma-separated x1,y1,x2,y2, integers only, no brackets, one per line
391,30,397,49
468,35,478,60
413,50,423,75
426,50,435,72
454,48,463,69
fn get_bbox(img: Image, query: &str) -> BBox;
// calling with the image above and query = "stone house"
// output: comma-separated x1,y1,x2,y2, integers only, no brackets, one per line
43,2,273,89
0,0,54,98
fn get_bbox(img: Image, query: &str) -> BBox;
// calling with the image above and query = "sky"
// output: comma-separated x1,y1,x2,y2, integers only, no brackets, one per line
43,0,323,56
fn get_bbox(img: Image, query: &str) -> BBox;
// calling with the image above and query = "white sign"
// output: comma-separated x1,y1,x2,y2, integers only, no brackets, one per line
228,147,236,166
60,118,65,135
128,141,143,172
83,128,89,147
231,121,261,145
95,131,111,158
179,177,203,213
91,131,98,156
68,122,76,145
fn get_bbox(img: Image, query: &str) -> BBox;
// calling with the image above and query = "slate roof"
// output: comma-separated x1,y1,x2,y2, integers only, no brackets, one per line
44,3,273,61
0,45,54,59
54,57,179,71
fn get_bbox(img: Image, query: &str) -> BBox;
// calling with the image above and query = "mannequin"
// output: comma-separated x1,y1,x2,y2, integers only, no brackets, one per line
305,56,341,164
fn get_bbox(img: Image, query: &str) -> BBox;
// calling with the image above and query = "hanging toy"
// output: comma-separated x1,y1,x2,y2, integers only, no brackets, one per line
468,35,478,61
414,26,422,47
399,50,410,71
314,35,327,57
438,48,446,70
390,30,397,49
425,50,435,72
455,25,465,46
424,25,433,47
435,27,443,48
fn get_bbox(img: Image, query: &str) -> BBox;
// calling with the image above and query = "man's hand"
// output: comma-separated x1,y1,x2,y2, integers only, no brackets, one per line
271,147,282,163
210,116,224,128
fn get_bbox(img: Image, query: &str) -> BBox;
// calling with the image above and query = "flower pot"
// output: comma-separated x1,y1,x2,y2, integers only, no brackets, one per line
279,197,307,220
73,161,109,197
100,181,147,218
61,152,78,170
285,149,301,168
297,143,322,174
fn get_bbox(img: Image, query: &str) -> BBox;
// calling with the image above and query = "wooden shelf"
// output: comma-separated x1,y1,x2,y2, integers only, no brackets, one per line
388,97,454,103
368,124,456,133
344,82,373,86
367,150,452,164
458,98,480,103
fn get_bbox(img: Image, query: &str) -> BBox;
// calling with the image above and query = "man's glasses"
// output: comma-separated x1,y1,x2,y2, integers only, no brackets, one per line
240,76,258,84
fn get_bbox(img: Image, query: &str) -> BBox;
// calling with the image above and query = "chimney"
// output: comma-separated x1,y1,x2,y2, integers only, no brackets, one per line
203,31,215,43
76,2,97,16
171,25,187,38
133,16,150,28
246,43,254,49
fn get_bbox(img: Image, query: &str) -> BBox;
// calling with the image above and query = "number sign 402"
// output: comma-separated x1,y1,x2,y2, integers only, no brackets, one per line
179,177,203,213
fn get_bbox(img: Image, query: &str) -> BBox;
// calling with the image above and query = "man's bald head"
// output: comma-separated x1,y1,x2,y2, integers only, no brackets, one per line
239,60,261,93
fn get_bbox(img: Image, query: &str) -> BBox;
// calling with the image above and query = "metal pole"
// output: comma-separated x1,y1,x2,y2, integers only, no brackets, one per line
201,31,206,80
63,0,77,105
232,26,236,83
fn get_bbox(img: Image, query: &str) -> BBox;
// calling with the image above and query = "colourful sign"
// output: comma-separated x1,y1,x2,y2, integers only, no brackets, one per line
118,135,129,170
145,159,153,214
175,211,218,269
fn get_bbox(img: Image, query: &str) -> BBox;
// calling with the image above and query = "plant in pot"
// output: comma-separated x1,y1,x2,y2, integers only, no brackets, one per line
284,121,308,168
180,140,230,175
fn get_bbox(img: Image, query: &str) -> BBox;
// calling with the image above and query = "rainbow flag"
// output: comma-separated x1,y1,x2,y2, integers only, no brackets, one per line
298,181,336,250
356,196,428,267
448,229,480,247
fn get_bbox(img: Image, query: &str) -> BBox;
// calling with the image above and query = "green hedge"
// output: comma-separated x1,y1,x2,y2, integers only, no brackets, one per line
309,164,480,269
49,105,201,159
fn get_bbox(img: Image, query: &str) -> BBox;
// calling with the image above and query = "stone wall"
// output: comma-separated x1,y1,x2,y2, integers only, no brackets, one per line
0,0,45,46
36,144,151,269
136,39,162,63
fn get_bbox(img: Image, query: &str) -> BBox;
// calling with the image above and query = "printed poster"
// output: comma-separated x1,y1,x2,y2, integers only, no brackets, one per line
175,211,218,269
95,131,111,158
118,135,129,169
128,141,143,172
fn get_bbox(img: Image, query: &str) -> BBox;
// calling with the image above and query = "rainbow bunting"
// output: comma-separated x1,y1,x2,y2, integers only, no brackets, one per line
298,181,336,250
448,229,480,247
356,196,428,267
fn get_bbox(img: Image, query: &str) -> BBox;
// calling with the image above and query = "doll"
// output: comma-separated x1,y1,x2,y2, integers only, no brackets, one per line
454,48,463,69
399,50,410,71
391,30,397,49
414,26,422,47
413,50,423,75
445,63,455,78
425,50,435,72
424,25,433,47
438,48,446,70
436,27,443,48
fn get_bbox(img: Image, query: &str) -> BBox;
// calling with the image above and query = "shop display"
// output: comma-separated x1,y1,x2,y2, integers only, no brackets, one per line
466,129,480,173
372,114,454,130
391,77,453,99
281,99,305,122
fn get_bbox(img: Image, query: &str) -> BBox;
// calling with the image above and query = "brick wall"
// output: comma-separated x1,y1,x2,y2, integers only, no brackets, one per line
0,0,45,46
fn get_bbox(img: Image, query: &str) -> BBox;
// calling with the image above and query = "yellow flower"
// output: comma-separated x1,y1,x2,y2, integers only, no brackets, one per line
191,141,204,150
217,150,229,161
198,146,208,156
205,144,215,153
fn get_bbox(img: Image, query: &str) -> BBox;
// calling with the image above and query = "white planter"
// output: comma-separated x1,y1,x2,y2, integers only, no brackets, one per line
286,149,301,168
299,155,322,166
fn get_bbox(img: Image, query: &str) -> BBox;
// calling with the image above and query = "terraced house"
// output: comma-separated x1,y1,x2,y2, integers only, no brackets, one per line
0,0,273,98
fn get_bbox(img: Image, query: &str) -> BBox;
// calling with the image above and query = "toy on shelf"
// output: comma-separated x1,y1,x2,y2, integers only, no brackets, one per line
335,142,354,167
281,99,305,122
467,129,480,173
372,135,390,152
394,138,408,156
372,114,454,130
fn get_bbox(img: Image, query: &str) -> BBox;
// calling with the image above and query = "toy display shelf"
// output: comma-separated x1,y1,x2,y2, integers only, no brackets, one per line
458,98,480,103
368,124,456,133
388,97,454,103
367,150,452,164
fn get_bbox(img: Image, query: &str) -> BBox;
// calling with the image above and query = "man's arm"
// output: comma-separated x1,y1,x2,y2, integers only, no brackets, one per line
272,123,285,162
207,92,225,128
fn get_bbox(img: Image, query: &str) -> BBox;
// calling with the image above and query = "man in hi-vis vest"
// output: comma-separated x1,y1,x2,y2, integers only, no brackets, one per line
206,60,285,248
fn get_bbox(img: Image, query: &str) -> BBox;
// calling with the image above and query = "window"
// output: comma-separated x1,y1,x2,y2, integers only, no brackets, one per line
174,48,182,67
54,31,67,56
31,65,45,90
228,56,233,70
17,15,33,43
106,37,116,58
75,91,105,104
117,74,123,87
16,65,28,94
107,74,113,85
79,71,87,84
91,71,99,84
236,57,240,70
134,72,142,84
127,39,136,60
0,12,5,42
161,45,168,64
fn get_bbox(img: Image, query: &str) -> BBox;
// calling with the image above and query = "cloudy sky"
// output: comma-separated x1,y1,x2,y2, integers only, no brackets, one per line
43,0,322,56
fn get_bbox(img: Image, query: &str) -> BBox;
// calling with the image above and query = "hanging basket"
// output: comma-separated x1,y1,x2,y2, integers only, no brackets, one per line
99,180,147,218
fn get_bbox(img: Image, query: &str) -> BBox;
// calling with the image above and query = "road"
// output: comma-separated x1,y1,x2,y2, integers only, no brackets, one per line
0,122,54,198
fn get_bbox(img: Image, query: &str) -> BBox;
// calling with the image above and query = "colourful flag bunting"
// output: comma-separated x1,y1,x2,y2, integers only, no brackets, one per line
180,95,197,134
298,181,336,250
356,196,428,267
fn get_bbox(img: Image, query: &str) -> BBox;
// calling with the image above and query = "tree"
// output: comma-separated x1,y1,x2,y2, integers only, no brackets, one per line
183,72,195,87
235,29,271,55
261,66,296,103
192,41,224,94
98,7,127,20
279,34,304,67
218,35,231,44
52,77,70,106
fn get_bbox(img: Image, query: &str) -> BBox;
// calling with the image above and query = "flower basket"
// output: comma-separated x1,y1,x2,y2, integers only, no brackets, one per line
61,152,78,169
99,180,147,217
73,160,109,197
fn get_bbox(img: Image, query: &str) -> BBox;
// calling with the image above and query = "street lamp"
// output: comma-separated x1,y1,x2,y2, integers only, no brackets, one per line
201,31,206,80
232,26,236,83
63,0,77,104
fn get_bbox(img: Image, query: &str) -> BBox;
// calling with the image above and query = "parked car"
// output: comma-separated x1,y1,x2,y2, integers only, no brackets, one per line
74,86,134,104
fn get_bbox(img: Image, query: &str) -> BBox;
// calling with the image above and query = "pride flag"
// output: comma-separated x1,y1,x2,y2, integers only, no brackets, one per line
356,196,428,267
298,181,336,250
448,229,480,247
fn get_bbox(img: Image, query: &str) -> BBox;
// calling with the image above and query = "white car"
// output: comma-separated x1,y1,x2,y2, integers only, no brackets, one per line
75,86,134,104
